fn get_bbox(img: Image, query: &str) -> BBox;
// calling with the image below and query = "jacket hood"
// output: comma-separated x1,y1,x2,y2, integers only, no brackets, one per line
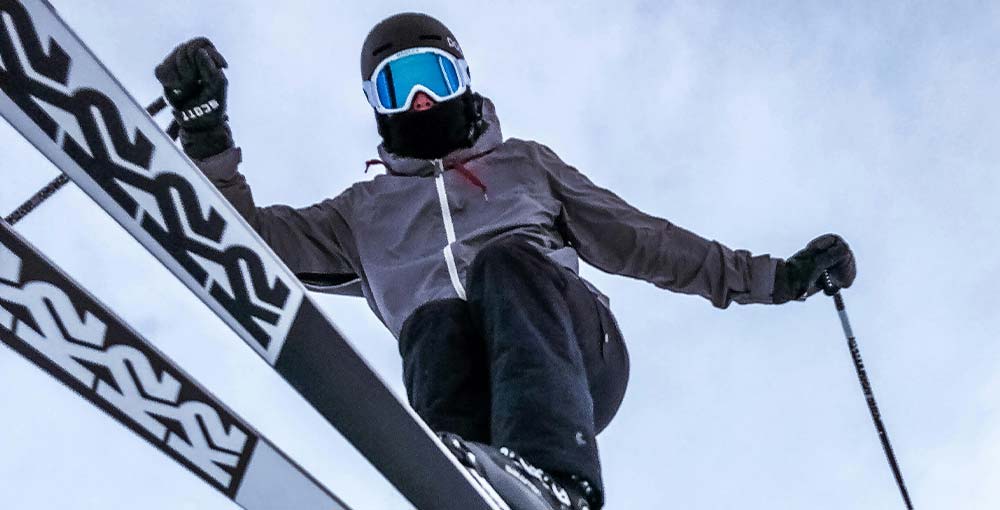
376,95,504,176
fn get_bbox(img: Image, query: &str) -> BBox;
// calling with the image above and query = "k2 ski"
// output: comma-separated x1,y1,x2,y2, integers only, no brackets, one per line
0,1,504,508
0,220,349,510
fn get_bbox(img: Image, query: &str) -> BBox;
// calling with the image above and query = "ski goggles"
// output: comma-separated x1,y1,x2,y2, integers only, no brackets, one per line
363,47,471,115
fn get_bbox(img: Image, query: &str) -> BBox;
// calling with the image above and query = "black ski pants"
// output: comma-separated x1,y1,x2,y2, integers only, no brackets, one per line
398,236,630,495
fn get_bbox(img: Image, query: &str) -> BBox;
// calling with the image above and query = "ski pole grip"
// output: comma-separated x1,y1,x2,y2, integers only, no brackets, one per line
146,96,168,116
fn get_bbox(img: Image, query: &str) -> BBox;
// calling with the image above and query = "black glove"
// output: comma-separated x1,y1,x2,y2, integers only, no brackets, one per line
154,37,233,159
773,234,857,304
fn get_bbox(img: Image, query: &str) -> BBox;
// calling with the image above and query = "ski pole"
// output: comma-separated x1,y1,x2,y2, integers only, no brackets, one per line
3,98,177,225
3,174,71,225
822,272,914,509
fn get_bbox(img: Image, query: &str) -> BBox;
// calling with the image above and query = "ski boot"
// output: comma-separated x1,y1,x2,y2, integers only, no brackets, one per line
440,432,598,510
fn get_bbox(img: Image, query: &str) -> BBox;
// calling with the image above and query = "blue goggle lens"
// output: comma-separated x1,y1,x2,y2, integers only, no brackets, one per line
375,52,462,111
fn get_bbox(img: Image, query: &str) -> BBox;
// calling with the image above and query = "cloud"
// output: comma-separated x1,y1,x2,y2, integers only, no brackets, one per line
1,1,997,508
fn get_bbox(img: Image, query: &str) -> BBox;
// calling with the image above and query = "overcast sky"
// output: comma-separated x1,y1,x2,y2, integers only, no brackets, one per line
2,1,999,509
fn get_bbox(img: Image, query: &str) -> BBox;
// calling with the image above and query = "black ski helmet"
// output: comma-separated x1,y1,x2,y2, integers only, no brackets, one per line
360,12,465,82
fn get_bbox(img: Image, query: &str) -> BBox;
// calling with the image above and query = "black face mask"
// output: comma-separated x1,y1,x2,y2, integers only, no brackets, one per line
377,92,483,160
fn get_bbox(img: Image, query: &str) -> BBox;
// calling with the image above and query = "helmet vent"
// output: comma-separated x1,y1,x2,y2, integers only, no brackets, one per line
372,43,393,56
419,35,443,41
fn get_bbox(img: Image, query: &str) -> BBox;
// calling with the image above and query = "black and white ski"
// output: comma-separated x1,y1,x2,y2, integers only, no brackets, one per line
0,1,505,508
0,220,350,510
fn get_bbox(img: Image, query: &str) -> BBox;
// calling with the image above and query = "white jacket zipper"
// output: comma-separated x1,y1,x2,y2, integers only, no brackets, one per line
434,159,468,300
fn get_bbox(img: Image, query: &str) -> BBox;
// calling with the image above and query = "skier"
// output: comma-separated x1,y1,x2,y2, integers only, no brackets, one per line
154,13,856,510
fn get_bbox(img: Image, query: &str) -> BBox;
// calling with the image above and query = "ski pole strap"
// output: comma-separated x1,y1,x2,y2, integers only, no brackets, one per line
822,273,914,509
4,98,174,225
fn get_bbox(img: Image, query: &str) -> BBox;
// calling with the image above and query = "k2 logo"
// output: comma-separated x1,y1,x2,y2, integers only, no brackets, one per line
0,0,301,361
0,242,256,495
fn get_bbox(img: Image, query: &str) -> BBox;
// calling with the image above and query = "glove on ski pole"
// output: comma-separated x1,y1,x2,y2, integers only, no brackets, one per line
773,233,856,304
154,37,233,159
822,272,914,509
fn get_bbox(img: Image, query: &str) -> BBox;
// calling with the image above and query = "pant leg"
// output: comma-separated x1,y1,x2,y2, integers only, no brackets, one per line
466,236,620,495
398,298,491,443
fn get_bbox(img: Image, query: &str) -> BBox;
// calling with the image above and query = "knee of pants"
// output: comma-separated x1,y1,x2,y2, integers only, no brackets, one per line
591,329,630,434
398,299,473,358
398,300,480,395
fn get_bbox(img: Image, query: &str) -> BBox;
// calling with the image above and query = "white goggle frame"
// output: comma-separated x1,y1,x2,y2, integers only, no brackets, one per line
362,47,472,115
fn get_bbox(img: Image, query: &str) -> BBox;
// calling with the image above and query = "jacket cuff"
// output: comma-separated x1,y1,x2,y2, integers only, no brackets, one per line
749,256,779,304
194,146,243,182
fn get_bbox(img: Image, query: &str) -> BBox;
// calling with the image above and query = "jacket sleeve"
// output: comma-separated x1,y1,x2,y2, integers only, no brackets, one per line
194,147,359,283
533,142,778,307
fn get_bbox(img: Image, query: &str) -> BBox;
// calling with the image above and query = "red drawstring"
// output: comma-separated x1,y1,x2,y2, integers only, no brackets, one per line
365,159,388,173
363,157,488,200
450,161,489,200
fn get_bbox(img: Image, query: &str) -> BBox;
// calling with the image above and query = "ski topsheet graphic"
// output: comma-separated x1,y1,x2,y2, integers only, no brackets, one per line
0,222,349,510
0,2,504,509
0,0,300,365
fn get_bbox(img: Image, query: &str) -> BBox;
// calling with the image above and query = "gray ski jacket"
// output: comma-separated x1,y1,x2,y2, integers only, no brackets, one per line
196,98,778,340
